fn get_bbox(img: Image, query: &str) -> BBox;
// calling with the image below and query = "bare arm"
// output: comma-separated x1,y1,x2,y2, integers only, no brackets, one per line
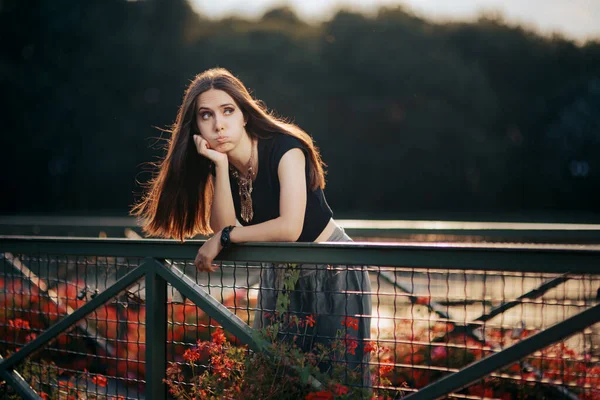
229,148,307,243
209,162,238,232
192,134,237,232
195,148,307,271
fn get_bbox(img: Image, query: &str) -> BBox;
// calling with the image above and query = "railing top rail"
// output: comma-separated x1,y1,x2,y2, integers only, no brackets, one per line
4,217,600,243
3,235,600,250
339,219,600,231
1,235,599,273
2,216,600,231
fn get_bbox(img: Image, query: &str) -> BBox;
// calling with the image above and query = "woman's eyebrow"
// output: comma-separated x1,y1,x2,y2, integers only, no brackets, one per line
197,103,234,111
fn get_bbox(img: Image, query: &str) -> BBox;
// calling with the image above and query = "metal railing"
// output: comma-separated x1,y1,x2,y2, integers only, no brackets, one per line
1,236,599,399
3,215,600,243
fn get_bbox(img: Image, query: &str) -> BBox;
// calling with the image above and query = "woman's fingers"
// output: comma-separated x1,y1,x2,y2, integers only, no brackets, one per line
194,249,217,272
193,135,209,156
192,135,226,164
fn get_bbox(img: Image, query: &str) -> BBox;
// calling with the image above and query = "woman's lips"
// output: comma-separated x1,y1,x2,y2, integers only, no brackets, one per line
216,137,229,143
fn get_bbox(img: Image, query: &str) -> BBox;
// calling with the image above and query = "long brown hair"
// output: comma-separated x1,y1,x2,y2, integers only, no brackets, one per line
131,68,326,241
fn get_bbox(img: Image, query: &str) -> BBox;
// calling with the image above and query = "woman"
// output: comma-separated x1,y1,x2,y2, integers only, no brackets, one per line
132,68,371,385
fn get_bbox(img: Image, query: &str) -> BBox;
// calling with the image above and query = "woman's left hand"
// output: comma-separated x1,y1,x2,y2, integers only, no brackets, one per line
195,233,223,272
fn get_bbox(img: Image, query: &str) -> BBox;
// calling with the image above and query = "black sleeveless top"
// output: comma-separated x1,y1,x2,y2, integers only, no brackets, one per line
229,134,333,242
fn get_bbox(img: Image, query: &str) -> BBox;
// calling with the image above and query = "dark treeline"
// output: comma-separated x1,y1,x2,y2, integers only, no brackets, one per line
1,0,599,220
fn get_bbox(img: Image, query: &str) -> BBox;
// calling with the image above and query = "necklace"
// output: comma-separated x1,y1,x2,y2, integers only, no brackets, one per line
230,139,256,223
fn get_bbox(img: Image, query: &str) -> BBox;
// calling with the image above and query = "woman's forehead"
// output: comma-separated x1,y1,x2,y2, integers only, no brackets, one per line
197,89,235,109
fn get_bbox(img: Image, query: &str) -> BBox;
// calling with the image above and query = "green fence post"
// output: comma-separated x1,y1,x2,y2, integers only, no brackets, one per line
145,258,167,400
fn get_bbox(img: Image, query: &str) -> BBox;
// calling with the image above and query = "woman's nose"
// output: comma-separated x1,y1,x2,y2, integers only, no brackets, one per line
214,115,224,133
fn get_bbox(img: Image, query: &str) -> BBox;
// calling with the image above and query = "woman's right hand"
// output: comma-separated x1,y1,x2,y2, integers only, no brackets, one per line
193,135,227,165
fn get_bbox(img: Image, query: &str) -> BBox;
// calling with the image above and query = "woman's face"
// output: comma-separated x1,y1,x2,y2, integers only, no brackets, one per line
195,89,247,153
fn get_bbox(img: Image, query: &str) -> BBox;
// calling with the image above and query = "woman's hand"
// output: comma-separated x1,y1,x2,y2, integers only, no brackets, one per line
193,134,227,165
194,232,223,272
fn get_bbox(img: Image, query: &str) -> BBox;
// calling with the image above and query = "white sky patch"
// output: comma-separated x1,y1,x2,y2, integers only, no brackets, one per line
188,0,600,42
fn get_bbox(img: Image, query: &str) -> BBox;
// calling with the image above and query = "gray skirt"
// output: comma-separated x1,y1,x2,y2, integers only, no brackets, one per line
253,223,372,387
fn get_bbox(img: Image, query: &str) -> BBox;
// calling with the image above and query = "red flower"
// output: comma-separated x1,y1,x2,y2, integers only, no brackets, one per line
211,329,227,346
379,364,394,375
431,346,447,361
412,353,425,364
8,319,30,330
364,341,378,354
305,315,316,328
289,315,302,327
183,348,201,362
92,375,108,387
415,296,430,305
305,391,334,400
211,354,232,379
166,363,182,377
431,322,454,335
331,383,349,395
342,316,359,330
344,334,358,355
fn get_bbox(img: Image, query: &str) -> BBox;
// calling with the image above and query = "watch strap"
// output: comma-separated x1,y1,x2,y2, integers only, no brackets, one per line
220,225,235,248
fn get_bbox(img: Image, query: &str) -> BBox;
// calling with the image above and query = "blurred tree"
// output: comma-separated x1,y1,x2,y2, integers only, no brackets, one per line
319,7,503,213
261,6,304,26
0,0,198,212
447,17,600,210
541,78,600,207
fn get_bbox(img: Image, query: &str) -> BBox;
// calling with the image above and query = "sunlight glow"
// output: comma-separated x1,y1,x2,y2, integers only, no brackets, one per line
189,0,600,42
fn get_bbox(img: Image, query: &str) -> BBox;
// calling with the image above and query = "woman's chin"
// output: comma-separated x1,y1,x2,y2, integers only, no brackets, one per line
216,143,234,153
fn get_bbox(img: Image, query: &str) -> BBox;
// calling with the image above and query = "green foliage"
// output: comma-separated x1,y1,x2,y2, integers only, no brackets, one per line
0,318,114,400
0,355,58,400
165,300,397,399
276,264,300,315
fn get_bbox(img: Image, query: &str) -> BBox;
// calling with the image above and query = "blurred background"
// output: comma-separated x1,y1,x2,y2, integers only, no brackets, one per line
1,0,599,222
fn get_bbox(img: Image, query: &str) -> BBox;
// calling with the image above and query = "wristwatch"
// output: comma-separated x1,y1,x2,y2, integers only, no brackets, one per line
220,225,235,248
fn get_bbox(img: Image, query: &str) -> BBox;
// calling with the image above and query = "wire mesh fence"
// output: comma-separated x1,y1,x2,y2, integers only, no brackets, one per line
0,241,599,400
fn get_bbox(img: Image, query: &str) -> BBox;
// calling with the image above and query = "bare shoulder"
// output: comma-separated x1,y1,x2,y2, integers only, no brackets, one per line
278,148,306,175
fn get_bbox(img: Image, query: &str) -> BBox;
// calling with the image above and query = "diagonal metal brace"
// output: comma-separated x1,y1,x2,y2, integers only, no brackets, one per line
0,263,147,371
468,273,572,327
150,258,267,352
378,269,580,399
2,252,115,357
0,354,40,400
149,258,324,389
403,302,600,400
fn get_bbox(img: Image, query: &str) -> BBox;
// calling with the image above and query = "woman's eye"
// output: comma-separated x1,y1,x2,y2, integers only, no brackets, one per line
200,112,211,120
224,107,234,115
